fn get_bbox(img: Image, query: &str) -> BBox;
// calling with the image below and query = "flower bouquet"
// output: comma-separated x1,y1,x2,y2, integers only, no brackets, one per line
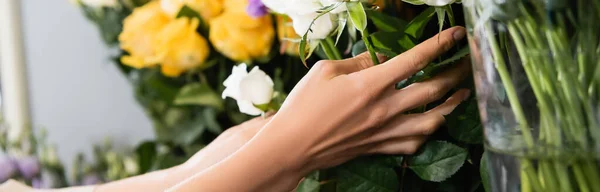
73,0,490,191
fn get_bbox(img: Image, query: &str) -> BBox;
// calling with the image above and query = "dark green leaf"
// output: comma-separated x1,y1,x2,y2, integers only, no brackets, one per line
299,33,309,66
434,46,470,66
156,154,187,169
346,2,368,32
202,108,223,134
404,7,436,39
446,98,483,144
352,40,368,57
297,171,321,192
135,141,157,173
408,140,468,182
176,5,208,35
371,31,406,57
174,83,224,110
335,157,399,192
172,116,206,146
366,9,408,32
480,152,491,192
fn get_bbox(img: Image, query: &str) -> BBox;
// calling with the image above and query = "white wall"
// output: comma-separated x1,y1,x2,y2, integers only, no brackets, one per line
18,0,154,164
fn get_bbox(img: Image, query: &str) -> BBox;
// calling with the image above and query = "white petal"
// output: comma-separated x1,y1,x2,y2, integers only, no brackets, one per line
421,0,455,6
81,0,119,7
222,64,249,100
292,13,336,40
237,100,263,116
261,0,288,14
239,67,274,105
287,0,323,15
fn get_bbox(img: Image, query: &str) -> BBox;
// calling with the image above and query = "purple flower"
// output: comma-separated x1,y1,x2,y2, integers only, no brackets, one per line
16,156,40,179
31,178,43,189
0,156,17,182
82,174,103,185
247,0,269,18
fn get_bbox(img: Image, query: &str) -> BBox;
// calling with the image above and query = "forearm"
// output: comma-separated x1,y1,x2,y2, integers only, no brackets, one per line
96,125,260,191
167,123,309,192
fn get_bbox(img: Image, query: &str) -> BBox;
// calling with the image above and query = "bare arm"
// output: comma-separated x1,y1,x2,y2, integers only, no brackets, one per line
167,27,470,192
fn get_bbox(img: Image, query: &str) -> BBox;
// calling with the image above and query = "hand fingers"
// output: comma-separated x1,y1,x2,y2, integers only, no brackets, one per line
380,59,471,118
367,136,426,155
356,26,466,93
427,88,471,116
361,89,469,149
317,52,387,78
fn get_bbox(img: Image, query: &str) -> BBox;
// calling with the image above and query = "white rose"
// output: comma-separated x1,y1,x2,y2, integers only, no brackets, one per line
80,0,119,7
222,64,274,116
261,0,288,14
291,12,337,40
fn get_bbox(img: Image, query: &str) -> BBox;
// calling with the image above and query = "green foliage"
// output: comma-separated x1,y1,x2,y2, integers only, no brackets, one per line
408,141,468,182
174,83,224,110
480,153,491,192
446,98,483,144
334,157,399,192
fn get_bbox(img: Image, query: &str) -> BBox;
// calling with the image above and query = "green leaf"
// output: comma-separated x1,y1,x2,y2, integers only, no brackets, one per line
408,140,468,182
371,31,405,57
434,46,470,66
346,2,368,32
202,108,223,134
480,152,491,192
352,40,368,57
135,141,157,173
335,157,399,192
176,5,208,35
402,0,425,5
172,116,206,146
404,7,436,40
335,14,348,45
435,7,447,34
174,83,224,110
446,98,483,144
297,171,321,192
366,9,408,32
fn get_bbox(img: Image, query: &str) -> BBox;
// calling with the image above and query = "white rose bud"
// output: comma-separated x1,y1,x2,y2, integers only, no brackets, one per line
291,12,337,40
222,64,274,116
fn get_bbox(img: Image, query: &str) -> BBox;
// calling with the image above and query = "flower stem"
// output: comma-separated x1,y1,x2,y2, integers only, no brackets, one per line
321,37,342,60
361,28,380,65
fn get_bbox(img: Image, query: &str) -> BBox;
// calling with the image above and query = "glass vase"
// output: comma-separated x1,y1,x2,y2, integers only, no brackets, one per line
463,0,600,191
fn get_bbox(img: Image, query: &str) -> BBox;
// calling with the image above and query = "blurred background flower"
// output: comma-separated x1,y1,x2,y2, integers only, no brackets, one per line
160,0,224,21
154,17,210,77
209,11,274,62
16,156,41,180
119,1,170,69
0,156,16,183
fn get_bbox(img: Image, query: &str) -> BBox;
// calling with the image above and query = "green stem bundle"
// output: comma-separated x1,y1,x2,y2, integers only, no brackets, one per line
470,1,600,191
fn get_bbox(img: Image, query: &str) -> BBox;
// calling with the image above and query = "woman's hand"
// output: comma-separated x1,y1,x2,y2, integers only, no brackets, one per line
267,26,470,172
168,26,470,192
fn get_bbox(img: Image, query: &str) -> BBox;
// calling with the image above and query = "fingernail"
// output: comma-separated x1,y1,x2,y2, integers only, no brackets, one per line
453,28,466,41
463,90,472,101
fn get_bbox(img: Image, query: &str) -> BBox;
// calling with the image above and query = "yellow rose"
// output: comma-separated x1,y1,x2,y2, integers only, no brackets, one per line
154,17,210,77
119,1,170,69
209,12,275,62
222,0,247,13
276,16,300,56
160,0,223,21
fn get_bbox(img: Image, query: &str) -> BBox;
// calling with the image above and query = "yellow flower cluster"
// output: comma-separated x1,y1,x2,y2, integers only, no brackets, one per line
209,0,275,62
119,0,275,77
